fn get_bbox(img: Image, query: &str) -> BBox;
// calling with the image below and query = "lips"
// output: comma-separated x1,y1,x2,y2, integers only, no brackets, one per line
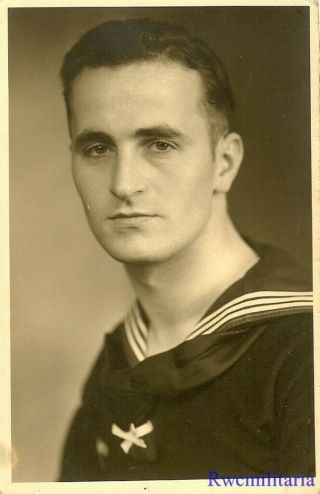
107,212,158,229
109,212,156,220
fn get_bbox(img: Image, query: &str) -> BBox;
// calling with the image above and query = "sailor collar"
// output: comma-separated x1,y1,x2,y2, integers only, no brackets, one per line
123,241,313,364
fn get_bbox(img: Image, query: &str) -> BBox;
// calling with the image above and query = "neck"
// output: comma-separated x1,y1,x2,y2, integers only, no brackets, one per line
125,205,259,355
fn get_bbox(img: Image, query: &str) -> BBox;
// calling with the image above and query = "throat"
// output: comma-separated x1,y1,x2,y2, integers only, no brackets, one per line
126,224,260,357
145,320,194,357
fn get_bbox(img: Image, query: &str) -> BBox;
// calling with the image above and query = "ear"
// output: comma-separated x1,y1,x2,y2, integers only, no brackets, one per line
213,132,244,193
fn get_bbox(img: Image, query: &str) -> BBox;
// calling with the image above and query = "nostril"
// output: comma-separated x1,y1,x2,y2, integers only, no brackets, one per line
109,172,144,199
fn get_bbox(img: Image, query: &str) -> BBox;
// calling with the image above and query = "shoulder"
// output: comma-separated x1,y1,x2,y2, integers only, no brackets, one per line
248,313,314,390
250,312,313,363
260,312,313,349
81,321,127,408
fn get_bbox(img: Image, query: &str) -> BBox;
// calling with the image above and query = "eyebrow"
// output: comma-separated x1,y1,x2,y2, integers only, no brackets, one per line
134,125,186,141
73,130,114,150
73,125,189,150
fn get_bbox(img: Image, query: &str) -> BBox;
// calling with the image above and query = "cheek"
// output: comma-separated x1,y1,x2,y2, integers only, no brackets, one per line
191,155,216,199
72,162,110,209
72,160,87,198
178,170,215,222
174,160,215,205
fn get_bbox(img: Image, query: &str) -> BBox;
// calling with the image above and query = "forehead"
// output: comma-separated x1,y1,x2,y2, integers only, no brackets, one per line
69,61,209,134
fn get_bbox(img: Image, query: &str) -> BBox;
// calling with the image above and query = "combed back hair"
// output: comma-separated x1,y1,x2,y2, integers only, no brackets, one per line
61,18,236,135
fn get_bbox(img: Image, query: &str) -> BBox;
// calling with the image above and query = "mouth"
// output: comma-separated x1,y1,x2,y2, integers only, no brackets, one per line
107,212,158,229
108,212,156,220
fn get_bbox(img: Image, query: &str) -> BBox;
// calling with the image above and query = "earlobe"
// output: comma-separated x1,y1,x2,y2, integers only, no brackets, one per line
214,132,244,193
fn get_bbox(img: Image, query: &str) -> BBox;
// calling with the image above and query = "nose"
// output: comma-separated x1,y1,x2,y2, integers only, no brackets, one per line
109,148,145,199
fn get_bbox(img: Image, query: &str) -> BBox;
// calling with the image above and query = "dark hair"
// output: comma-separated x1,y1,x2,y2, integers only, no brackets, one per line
61,18,236,133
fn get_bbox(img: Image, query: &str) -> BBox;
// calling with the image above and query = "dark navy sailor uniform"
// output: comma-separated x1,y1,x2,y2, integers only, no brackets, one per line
59,242,315,481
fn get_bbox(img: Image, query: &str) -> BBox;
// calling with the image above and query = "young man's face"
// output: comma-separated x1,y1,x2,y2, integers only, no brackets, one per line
69,60,223,264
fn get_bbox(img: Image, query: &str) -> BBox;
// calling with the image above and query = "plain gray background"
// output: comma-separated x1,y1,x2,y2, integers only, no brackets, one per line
9,6,312,481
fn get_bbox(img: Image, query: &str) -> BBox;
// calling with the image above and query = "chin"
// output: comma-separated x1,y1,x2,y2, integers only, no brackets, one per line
96,237,160,264
105,248,164,265
96,234,181,265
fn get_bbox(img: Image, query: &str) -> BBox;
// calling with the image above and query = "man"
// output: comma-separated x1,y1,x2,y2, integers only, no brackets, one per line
59,19,314,481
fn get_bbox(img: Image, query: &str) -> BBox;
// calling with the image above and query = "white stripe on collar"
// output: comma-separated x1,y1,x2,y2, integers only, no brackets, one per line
124,311,146,362
124,291,313,362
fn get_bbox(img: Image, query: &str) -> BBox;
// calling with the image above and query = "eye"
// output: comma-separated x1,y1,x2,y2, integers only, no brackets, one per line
84,143,111,158
148,140,175,153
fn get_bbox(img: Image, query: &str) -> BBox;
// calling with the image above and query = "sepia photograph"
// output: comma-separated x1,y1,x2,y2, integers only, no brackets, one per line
2,2,319,492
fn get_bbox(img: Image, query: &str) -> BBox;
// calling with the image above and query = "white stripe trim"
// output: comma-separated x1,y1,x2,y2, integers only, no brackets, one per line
130,309,147,354
132,303,148,338
124,291,313,360
194,291,312,331
188,301,312,340
124,317,145,362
